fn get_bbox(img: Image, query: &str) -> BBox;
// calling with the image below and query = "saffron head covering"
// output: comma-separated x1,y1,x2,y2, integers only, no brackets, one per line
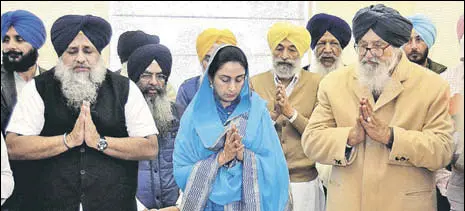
407,14,437,49
353,4,412,47
51,14,112,57
127,44,172,83
1,10,46,49
267,22,311,57
196,28,237,62
306,13,352,50
117,30,160,63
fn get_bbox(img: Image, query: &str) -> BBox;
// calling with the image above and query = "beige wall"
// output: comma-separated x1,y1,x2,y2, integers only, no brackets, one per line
309,1,464,68
2,1,463,70
1,1,110,70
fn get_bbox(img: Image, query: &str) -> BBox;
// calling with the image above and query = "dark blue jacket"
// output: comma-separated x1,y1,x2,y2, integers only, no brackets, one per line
136,104,180,209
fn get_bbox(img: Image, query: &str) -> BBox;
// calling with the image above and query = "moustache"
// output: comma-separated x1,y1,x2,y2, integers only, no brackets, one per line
361,58,379,65
3,51,23,59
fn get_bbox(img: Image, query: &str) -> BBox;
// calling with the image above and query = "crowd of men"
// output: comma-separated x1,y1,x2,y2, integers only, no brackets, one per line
1,3,463,211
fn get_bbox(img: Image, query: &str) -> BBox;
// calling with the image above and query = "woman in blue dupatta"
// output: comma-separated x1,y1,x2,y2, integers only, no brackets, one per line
173,45,292,211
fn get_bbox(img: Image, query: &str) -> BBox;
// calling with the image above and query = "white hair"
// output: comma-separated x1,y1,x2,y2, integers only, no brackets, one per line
358,48,402,96
145,93,174,134
271,56,301,79
310,50,343,76
54,57,107,110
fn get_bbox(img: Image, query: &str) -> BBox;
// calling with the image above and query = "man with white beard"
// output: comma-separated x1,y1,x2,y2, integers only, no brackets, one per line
250,22,325,211
4,15,158,211
303,13,352,77
127,44,180,211
302,4,453,211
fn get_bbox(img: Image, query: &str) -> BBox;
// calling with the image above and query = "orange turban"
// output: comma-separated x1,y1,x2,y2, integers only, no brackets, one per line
196,28,237,62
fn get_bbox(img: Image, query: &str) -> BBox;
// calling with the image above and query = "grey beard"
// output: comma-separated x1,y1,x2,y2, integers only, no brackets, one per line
358,49,402,96
54,58,107,111
272,57,301,79
310,53,343,76
145,93,174,134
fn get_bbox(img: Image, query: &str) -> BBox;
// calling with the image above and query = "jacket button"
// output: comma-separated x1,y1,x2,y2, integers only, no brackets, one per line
80,148,85,153
80,170,86,175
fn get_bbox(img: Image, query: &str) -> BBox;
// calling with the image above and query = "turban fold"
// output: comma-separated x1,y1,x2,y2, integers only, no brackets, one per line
1,10,46,49
51,15,112,57
353,4,412,47
196,28,237,62
127,44,172,83
458,15,464,40
407,14,437,49
117,30,160,63
267,22,311,57
306,13,352,50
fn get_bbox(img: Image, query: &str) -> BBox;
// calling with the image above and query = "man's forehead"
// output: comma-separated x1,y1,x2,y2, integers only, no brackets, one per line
67,32,97,49
5,26,19,36
319,31,339,42
278,39,297,48
359,29,385,43
145,61,163,73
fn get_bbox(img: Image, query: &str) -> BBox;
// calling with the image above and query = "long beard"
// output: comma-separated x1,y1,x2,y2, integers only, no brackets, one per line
2,48,38,73
310,52,342,76
54,58,107,111
272,57,301,79
145,92,174,134
358,49,402,96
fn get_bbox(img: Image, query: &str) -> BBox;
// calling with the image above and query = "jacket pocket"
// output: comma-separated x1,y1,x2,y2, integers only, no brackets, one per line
402,188,435,211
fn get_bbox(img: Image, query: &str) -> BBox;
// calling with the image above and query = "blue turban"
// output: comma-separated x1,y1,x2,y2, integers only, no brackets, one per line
117,30,160,63
353,4,412,48
407,14,437,49
306,13,352,50
127,44,172,83
1,10,46,49
51,15,112,57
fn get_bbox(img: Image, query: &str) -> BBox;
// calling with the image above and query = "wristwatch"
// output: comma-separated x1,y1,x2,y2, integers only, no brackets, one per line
97,137,108,152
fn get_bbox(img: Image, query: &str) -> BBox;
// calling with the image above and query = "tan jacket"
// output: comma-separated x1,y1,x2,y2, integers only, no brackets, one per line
251,70,321,182
302,54,454,211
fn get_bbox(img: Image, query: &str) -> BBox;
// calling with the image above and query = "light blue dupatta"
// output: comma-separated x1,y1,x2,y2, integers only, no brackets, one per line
173,45,291,211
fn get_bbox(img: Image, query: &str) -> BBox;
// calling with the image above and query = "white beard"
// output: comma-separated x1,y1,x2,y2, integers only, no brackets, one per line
145,93,174,134
54,58,107,111
272,57,301,79
358,48,402,96
310,52,343,76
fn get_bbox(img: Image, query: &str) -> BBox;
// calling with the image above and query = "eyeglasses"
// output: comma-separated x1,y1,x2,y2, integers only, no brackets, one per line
354,42,390,57
140,73,167,83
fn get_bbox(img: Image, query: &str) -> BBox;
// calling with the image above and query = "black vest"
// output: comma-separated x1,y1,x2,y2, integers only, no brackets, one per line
19,70,137,211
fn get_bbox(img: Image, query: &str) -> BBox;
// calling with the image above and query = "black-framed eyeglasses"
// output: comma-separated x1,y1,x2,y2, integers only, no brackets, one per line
140,72,167,83
354,43,390,57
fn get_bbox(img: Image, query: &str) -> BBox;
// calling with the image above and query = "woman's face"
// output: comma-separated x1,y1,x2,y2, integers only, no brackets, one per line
211,61,246,107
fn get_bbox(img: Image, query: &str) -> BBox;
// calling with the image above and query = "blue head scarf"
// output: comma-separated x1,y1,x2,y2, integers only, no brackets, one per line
173,45,291,210
1,10,46,49
407,14,437,49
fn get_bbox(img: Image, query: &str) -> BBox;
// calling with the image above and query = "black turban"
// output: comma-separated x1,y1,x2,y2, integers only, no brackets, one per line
117,30,160,63
306,13,352,50
127,44,172,83
352,4,412,47
51,15,112,57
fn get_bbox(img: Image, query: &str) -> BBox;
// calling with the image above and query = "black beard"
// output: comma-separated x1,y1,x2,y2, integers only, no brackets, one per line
2,48,38,73
408,48,429,66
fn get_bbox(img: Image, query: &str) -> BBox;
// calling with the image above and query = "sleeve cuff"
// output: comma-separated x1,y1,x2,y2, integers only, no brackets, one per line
288,109,298,123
